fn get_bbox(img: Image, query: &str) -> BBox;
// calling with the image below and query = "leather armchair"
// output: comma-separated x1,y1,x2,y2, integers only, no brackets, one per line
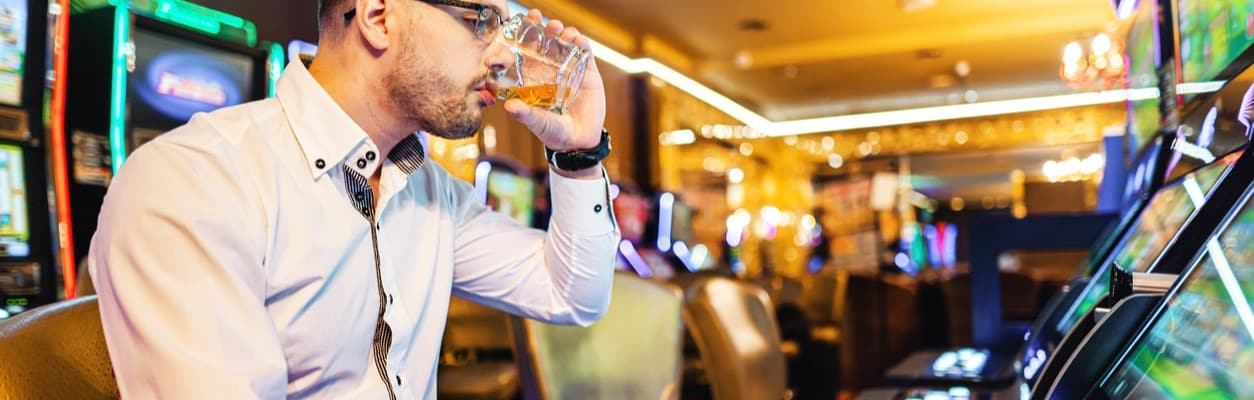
438,296,520,400
0,296,117,399
511,272,684,399
681,276,790,400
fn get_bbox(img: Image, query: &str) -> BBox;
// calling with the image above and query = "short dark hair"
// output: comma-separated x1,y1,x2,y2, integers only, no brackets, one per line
318,0,351,32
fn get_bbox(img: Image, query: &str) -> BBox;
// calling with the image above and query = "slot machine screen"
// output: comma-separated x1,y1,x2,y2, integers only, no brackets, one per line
1126,0,1161,153
669,201,695,246
1057,157,1231,335
128,27,254,149
486,169,535,227
0,143,26,256
1177,0,1254,86
0,0,27,107
613,192,649,245
1164,66,1254,183
1099,188,1254,399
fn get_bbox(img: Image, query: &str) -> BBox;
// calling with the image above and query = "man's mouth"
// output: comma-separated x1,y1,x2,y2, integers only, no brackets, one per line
474,82,498,106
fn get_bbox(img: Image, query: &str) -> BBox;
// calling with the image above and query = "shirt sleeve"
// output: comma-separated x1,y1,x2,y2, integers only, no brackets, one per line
450,167,620,327
88,140,288,399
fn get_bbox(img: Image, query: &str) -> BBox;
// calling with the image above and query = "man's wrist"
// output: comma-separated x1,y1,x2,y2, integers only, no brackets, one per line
544,129,611,173
550,163,603,180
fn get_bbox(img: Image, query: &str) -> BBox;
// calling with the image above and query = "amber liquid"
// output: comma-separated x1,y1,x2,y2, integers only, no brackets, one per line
497,84,561,109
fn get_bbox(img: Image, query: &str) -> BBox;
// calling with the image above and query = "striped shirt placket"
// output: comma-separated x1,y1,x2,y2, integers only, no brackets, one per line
340,135,426,400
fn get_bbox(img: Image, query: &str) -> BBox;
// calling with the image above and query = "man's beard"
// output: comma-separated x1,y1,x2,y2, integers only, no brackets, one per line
385,46,488,140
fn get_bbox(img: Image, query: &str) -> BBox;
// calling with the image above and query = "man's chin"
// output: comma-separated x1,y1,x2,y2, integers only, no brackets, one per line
419,99,483,140
427,119,481,140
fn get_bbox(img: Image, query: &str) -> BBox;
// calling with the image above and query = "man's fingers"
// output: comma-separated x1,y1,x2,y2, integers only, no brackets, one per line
561,27,582,47
545,19,564,38
505,99,567,148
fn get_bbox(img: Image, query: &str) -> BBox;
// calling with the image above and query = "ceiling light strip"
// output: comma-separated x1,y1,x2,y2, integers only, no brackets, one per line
515,1,1220,136
636,59,773,129
768,88,1158,136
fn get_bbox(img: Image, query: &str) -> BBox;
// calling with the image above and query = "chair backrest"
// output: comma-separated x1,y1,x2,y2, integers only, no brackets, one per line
512,273,684,400
0,296,117,399
76,258,96,297
444,296,515,360
682,276,789,400
438,298,520,400
839,274,919,391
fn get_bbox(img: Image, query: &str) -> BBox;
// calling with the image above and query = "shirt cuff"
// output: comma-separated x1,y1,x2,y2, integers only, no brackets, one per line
548,167,617,236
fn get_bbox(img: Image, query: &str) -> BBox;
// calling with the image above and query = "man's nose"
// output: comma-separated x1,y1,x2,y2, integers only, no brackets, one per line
485,39,514,76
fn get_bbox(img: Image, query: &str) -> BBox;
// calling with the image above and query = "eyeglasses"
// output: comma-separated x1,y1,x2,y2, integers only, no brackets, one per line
344,0,505,41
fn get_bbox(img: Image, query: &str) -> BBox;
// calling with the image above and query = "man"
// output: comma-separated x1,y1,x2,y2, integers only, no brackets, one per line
88,0,619,398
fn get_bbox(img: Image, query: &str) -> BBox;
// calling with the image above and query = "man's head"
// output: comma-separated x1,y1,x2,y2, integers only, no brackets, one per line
314,0,513,140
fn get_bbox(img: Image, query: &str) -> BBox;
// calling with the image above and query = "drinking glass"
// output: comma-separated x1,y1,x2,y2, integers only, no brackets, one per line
495,14,590,114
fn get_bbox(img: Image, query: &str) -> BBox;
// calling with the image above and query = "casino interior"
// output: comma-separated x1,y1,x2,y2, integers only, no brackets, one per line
0,0,1252,399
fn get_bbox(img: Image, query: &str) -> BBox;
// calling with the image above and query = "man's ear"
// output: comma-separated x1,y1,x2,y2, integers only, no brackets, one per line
352,0,393,52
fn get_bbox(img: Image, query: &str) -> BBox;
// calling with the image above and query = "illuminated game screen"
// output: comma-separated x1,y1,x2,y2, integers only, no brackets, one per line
0,144,27,257
1100,190,1254,399
1127,0,1161,152
613,192,649,244
1057,159,1230,335
1164,63,1254,183
486,170,535,227
0,0,26,107
1177,0,1254,84
669,201,694,246
128,28,254,148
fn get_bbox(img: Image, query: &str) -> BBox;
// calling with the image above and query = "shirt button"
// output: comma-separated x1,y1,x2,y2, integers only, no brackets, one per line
396,375,402,386
366,151,377,161
315,159,326,169
357,159,368,169
594,204,603,213
355,192,365,201
388,294,394,304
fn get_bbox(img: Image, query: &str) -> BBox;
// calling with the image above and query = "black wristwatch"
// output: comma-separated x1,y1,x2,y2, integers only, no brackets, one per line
545,129,611,172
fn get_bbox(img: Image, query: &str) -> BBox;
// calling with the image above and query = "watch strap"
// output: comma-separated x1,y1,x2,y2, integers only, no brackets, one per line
545,129,611,172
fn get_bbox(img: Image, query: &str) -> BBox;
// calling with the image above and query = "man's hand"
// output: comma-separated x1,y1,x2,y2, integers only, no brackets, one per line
504,9,606,180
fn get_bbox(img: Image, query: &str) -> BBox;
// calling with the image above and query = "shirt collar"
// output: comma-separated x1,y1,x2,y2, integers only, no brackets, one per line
276,62,426,180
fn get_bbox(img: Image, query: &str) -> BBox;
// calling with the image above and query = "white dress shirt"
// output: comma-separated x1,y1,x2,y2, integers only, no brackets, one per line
88,61,619,399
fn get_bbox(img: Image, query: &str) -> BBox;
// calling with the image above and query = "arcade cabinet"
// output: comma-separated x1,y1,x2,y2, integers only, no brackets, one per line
62,0,282,264
1038,0,1254,395
474,157,538,228
1055,181,1254,399
641,191,698,280
0,0,69,317
610,183,655,277
867,145,1251,399
864,0,1254,395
